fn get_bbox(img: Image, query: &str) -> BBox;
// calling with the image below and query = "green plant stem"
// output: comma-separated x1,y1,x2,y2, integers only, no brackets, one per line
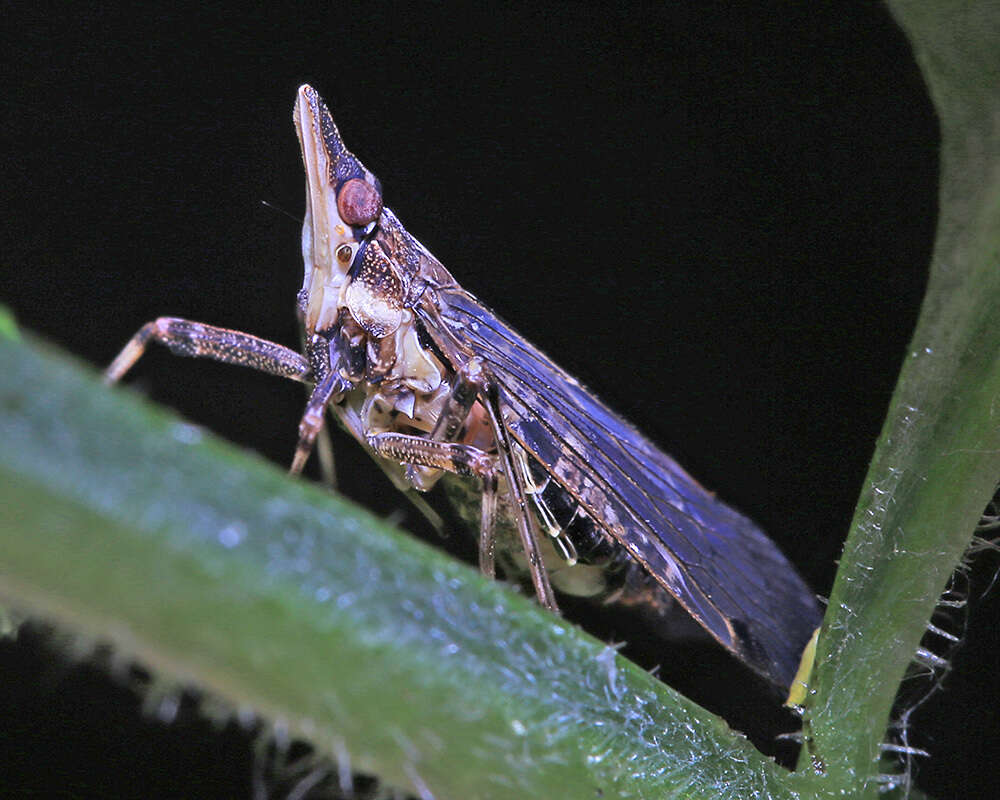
798,3,1000,795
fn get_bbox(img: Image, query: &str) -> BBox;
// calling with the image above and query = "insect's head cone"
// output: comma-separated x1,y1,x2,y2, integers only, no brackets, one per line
294,85,384,334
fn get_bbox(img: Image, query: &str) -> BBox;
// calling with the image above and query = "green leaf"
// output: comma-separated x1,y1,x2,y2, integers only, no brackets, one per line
0,334,798,799
797,2,1000,796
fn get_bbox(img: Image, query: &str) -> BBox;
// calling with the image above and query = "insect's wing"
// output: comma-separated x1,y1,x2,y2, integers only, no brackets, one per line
434,287,821,689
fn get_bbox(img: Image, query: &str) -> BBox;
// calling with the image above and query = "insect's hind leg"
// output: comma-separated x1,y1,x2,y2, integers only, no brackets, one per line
105,317,312,385
480,384,559,611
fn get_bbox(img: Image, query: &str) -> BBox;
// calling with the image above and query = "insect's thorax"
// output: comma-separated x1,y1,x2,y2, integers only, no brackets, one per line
320,316,448,473
320,297,657,606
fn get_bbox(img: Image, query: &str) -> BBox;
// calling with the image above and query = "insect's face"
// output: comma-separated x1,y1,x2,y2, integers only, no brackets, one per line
294,84,384,335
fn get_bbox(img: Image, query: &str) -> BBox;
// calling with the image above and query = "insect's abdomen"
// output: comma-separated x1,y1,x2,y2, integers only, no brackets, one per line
523,459,683,614
441,458,684,625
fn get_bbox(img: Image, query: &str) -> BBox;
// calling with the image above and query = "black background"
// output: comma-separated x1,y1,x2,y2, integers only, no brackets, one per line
2,2,997,798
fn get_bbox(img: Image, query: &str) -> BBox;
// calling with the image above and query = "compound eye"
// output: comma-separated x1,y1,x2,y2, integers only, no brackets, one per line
337,178,383,227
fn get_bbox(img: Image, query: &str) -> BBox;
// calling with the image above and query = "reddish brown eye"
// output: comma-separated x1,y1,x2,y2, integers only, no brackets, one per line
335,244,353,265
337,178,382,226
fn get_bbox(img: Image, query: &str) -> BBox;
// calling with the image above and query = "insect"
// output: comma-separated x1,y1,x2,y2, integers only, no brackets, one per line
106,85,820,691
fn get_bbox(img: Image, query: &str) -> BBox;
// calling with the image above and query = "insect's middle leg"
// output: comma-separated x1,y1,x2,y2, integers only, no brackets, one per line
366,431,501,577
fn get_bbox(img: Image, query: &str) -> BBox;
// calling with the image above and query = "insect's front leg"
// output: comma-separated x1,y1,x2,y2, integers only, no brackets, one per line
105,317,352,479
290,371,350,475
105,317,312,385
286,331,346,475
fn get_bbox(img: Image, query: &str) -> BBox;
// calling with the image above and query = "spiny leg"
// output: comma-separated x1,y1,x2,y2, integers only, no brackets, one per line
368,434,496,483
105,317,312,385
107,317,362,486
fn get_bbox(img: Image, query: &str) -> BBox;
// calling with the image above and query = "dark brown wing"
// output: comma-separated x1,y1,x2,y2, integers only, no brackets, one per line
432,286,821,689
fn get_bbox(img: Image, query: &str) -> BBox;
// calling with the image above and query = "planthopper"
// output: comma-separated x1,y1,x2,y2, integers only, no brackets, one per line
106,85,821,693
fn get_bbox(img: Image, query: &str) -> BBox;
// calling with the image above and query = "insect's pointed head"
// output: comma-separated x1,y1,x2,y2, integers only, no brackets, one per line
294,84,384,334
